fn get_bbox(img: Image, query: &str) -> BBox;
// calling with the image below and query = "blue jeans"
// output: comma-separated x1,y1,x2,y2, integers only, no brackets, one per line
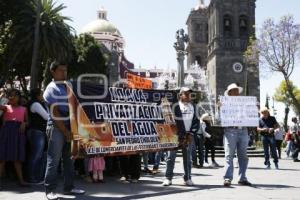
44,125,74,192
223,128,249,181
285,141,294,157
27,129,46,182
142,153,149,169
261,135,278,165
165,144,192,181
153,151,163,169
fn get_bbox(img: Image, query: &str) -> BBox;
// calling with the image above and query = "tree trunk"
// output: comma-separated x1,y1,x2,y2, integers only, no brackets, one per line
30,0,41,90
283,105,289,132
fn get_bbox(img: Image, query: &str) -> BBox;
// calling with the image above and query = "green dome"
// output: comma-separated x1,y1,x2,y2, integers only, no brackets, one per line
82,19,121,36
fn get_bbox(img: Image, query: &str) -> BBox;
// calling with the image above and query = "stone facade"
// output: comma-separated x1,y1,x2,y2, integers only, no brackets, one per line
187,0,260,100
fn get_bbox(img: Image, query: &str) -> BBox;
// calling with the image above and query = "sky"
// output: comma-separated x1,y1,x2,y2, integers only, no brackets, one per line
58,0,300,123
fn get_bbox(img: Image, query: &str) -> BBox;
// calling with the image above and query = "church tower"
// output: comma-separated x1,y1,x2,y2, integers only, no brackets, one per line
186,0,208,68
206,0,259,99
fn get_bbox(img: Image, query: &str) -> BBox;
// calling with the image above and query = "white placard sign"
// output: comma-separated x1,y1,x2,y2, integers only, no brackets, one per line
220,96,259,127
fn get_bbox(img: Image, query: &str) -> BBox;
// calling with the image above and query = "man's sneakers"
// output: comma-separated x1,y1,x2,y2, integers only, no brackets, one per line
46,192,59,200
223,179,252,187
63,188,85,195
223,179,231,187
162,179,172,186
203,162,210,167
141,167,152,174
162,179,194,186
238,180,252,186
294,159,300,162
265,163,279,169
184,179,194,186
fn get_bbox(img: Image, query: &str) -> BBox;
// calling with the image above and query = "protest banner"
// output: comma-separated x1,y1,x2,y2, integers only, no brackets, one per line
66,81,178,156
219,96,259,127
127,73,153,89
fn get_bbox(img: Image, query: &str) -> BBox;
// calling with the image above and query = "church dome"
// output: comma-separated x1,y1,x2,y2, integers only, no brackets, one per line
82,19,121,36
81,7,125,52
81,7,122,37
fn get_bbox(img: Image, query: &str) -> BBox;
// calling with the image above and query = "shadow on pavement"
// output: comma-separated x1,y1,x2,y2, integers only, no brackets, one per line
60,184,225,200
251,184,299,189
248,167,300,171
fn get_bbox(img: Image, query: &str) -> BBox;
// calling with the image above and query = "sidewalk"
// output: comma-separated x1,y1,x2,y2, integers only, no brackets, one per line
0,157,299,200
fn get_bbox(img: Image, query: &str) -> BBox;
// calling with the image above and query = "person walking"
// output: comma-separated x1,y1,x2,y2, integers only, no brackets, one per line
274,126,284,159
290,117,300,162
257,107,279,169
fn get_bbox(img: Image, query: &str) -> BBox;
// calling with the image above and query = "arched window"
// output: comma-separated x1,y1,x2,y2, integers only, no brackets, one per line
195,55,202,66
223,14,233,37
239,15,248,37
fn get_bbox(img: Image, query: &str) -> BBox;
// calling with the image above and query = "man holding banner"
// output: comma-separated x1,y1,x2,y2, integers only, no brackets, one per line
43,61,85,200
162,87,199,186
220,83,254,187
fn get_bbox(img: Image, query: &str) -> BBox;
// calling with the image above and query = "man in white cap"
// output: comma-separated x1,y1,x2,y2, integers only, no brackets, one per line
162,87,199,186
257,107,279,169
222,83,252,187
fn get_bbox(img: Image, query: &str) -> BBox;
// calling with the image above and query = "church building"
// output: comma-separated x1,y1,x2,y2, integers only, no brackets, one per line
187,0,260,99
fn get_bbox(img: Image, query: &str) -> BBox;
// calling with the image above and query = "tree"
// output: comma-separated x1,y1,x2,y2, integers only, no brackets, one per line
0,0,74,91
17,0,74,89
247,15,300,114
273,81,300,130
0,0,28,88
68,34,107,80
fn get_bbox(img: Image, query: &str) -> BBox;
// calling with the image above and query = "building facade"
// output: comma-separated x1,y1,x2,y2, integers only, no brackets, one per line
187,0,260,99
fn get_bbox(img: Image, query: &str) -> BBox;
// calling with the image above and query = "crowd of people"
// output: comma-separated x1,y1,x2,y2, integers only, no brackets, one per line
0,62,299,200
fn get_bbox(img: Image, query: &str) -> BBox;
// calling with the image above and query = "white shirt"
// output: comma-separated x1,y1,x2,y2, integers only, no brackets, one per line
201,122,212,138
30,102,49,120
179,101,194,132
274,127,284,141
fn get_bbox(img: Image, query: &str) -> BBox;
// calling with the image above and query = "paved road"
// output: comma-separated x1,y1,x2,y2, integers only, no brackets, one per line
0,157,299,200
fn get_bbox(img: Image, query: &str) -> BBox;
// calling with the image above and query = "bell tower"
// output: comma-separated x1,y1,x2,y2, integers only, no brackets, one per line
186,0,208,68
206,0,259,99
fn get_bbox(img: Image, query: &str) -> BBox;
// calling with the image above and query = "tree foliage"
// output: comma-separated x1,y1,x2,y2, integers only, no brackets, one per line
68,34,107,80
274,80,300,130
0,0,74,93
274,80,300,114
247,15,300,114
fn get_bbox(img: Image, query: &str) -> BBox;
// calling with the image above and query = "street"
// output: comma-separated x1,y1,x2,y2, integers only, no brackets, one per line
0,157,299,200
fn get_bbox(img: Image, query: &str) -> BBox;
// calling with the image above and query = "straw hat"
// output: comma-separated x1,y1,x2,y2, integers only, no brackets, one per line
224,83,243,96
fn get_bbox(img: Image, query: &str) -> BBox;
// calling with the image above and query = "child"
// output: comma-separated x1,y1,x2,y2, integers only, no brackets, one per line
88,155,105,183
0,89,28,188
